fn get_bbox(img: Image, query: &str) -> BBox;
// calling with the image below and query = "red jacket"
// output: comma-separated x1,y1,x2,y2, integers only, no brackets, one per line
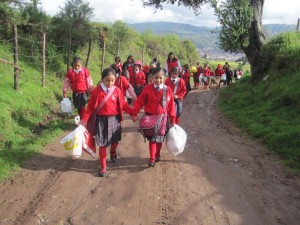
115,75,130,97
166,60,179,74
164,77,187,100
63,68,93,93
81,85,132,123
129,70,146,86
132,84,176,124
182,70,191,83
203,67,211,77
215,68,225,77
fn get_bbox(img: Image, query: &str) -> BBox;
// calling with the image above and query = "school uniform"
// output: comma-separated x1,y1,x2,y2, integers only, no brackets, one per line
81,83,132,147
165,77,187,123
165,59,181,76
132,83,176,142
181,69,191,92
203,67,211,89
62,68,93,118
132,83,176,165
129,70,146,96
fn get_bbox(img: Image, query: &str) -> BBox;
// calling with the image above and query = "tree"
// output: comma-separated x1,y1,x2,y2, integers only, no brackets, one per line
110,20,131,57
50,0,94,65
142,0,266,82
18,0,50,34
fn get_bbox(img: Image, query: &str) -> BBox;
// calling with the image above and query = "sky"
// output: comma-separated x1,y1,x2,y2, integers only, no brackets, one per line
40,0,300,27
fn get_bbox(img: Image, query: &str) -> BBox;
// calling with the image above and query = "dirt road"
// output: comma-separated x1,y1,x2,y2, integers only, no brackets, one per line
0,89,299,225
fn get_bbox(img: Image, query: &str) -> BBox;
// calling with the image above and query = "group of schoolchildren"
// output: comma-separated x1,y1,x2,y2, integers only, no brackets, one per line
188,61,243,90
62,52,187,177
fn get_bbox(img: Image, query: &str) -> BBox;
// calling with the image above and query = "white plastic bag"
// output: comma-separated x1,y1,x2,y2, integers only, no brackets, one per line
60,98,73,113
165,124,187,156
221,74,226,81
61,125,86,158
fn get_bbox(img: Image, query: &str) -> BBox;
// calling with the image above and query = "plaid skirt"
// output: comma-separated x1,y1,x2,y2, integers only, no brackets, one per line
146,118,170,143
95,115,121,147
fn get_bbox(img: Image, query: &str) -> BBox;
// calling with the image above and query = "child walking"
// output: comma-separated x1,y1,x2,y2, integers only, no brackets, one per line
129,60,146,96
62,56,94,119
110,64,137,102
81,68,132,177
131,67,176,167
164,66,187,124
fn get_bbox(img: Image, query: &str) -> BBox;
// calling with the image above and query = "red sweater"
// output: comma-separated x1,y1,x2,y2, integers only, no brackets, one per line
129,70,146,86
63,68,93,93
164,77,187,100
115,75,130,97
81,85,132,123
182,70,191,83
166,60,179,74
132,84,176,124
215,68,225,77
203,67,211,77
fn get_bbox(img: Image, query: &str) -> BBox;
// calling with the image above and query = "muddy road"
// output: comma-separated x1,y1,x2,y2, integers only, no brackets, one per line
0,89,299,225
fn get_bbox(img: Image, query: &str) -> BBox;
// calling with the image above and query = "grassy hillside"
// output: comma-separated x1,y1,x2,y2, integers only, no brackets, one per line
218,32,300,172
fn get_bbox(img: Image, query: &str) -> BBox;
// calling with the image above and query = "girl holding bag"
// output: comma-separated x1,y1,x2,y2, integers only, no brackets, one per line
131,67,176,167
80,68,133,177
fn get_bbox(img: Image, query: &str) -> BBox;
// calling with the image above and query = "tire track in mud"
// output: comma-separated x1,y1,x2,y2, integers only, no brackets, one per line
13,157,75,225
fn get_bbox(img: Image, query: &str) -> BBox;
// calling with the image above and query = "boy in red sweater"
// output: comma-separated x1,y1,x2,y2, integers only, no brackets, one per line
80,68,132,177
164,67,187,124
132,67,176,167
62,57,94,119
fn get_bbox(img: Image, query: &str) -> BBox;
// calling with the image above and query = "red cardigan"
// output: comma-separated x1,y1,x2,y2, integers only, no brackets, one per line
132,84,176,124
129,70,146,86
115,75,130,97
164,77,187,100
81,85,132,123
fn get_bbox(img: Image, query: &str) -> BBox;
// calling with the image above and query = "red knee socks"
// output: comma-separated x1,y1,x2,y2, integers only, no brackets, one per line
99,146,107,171
155,143,162,158
110,143,118,157
149,142,163,162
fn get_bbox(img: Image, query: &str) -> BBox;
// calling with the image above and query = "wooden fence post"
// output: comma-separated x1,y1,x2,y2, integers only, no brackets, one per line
42,32,46,88
297,18,300,32
13,24,19,91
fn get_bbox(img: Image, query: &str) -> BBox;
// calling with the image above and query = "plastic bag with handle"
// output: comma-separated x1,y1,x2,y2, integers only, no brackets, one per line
61,125,86,158
165,124,187,156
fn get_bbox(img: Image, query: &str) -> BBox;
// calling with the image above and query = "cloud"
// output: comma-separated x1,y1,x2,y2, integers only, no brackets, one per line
40,0,300,27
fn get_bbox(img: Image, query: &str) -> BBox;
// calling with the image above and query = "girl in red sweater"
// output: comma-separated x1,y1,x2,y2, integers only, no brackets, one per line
181,64,191,95
81,68,132,177
62,57,94,119
165,52,181,76
132,67,176,167
164,66,187,124
110,64,137,102
129,60,146,96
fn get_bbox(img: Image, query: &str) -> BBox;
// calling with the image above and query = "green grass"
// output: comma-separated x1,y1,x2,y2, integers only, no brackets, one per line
218,33,300,171
0,43,75,180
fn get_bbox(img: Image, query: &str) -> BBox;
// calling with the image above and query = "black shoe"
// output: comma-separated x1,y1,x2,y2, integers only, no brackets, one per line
148,162,155,167
155,157,161,162
110,155,117,163
98,168,107,177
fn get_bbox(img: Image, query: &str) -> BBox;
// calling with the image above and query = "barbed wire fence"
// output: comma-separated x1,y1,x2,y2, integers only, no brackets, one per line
0,29,102,90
